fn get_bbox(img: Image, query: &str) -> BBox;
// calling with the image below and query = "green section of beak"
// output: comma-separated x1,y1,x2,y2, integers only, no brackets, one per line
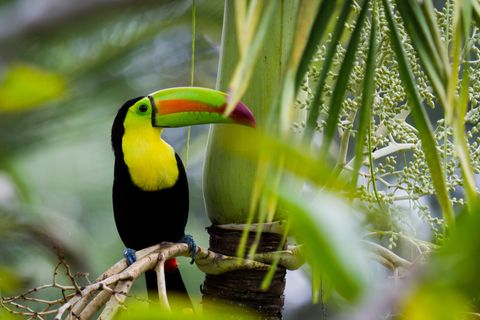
149,87,256,128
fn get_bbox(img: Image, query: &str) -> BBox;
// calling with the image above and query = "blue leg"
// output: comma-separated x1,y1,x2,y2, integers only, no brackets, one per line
179,234,197,264
124,248,137,266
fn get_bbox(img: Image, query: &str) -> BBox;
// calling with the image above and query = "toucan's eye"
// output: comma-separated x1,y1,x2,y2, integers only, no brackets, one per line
139,105,148,113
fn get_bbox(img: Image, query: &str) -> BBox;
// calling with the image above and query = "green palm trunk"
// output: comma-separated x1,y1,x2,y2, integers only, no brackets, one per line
202,1,297,318
204,1,295,224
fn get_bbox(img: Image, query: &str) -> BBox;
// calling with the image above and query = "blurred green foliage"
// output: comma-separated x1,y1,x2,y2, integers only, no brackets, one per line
0,63,66,111
399,204,480,320
0,267,22,294
117,298,256,320
276,186,368,301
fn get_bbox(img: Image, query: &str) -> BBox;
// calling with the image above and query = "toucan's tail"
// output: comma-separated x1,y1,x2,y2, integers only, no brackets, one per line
145,258,191,310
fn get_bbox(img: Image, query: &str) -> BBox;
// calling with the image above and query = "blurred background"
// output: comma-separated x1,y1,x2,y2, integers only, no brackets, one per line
0,0,314,317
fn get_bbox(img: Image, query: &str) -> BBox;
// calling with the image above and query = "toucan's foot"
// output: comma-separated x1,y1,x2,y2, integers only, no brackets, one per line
124,248,137,266
179,234,197,264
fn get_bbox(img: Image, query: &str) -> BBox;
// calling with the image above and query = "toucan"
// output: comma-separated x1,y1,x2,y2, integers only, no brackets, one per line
111,87,255,306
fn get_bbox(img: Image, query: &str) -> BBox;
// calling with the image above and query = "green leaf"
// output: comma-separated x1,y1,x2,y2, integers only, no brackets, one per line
221,130,352,193
0,63,67,111
402,0,477,209
472,0,480,27
451,0,477,208
461,0,473,40
273,184,368,301
351,4,378,187
205,0,297,225
321,0,370,157
305,0,353,138
225,0,278,115
395,0,448,107
382,0,455,228
420,0,450,68
277,0,322,133
455,38,477,208
294,0,335,91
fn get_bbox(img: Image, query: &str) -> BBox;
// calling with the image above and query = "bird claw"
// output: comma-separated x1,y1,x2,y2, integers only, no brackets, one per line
179,234,197,264
124,248,137,266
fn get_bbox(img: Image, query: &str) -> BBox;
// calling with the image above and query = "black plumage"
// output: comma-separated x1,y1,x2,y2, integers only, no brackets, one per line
111,98,189,297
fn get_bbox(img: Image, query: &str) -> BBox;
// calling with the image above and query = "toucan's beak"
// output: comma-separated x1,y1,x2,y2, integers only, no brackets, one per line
148,87,256,128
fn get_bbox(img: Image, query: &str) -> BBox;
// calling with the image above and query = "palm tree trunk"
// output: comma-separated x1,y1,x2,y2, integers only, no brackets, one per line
202,226,287,319
202,1,297,318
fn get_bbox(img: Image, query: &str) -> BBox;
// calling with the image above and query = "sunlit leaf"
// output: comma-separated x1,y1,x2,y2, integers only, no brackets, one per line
0,63,67,111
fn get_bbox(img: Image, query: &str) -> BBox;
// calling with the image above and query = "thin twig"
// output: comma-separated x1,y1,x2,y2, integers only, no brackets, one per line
155,255,171,311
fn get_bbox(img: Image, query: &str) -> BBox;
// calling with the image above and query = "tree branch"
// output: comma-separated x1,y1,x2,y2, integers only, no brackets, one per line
363,240,412,270
98,280,133,319
45,241,304,320
2,237,419,319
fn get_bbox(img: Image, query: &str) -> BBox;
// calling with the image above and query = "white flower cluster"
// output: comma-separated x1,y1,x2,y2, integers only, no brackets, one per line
296,1,479,243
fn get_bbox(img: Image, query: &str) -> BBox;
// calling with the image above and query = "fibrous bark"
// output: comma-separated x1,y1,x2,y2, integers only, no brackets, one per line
202,226,287,319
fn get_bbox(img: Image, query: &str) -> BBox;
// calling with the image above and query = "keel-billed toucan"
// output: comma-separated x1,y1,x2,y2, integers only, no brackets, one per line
111,87,255,304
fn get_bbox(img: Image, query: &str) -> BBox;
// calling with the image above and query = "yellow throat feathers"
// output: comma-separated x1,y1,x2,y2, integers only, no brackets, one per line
122,115,179,191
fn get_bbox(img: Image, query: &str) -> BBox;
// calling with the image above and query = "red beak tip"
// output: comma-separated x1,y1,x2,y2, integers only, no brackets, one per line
231,101,256,128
